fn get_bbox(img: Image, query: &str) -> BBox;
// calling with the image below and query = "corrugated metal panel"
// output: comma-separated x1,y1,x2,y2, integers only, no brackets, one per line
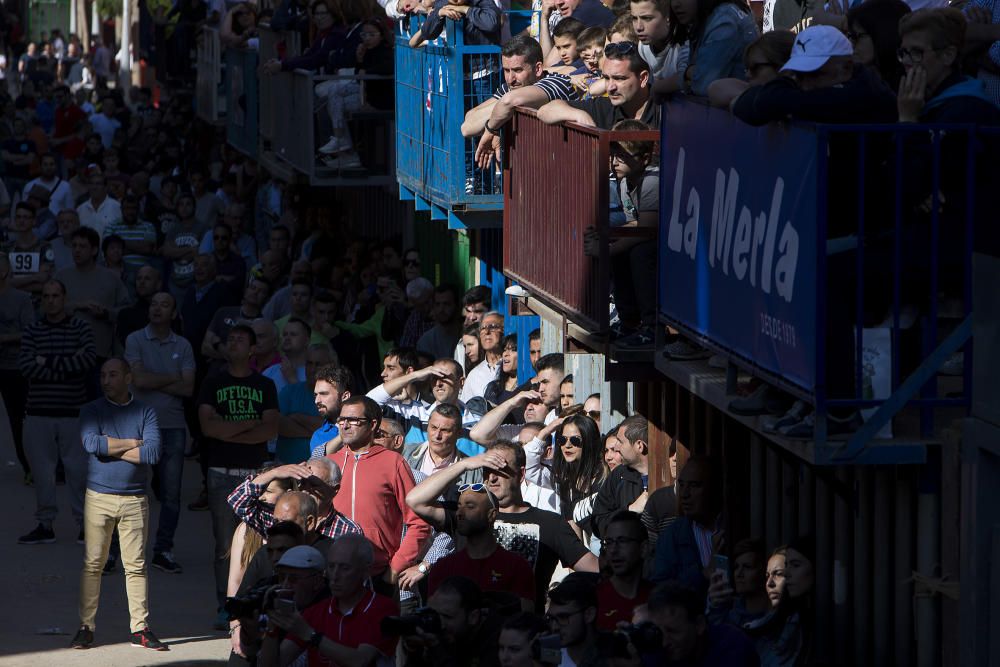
640,375,936,667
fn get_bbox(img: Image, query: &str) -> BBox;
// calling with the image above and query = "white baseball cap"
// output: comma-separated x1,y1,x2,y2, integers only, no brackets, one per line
781,25,853,73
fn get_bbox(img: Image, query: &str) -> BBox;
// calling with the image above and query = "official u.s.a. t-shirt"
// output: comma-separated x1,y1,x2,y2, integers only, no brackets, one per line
197,370,278,469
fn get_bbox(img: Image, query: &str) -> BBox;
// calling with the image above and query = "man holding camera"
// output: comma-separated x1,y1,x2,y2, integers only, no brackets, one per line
260,533,399,667
401,576,504,667
72,358,165,651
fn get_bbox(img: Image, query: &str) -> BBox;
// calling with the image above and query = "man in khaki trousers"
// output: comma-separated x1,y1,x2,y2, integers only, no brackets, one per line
71,358,169,651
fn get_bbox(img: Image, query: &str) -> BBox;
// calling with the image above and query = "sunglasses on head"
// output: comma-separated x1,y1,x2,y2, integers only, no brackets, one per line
604,41,637,57
556,434,583,447
458,482,498,508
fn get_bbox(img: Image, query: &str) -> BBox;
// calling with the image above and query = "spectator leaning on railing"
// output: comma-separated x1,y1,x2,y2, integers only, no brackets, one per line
467,35,580,169
259,0,343,76
538,41,658,128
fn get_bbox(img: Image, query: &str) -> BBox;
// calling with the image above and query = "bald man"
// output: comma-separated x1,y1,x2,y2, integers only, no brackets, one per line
74,358,165,650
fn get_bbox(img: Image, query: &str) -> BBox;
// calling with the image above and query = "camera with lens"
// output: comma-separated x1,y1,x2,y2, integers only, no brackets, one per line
596,622,664,659
224,581,279,620
380,607,442,637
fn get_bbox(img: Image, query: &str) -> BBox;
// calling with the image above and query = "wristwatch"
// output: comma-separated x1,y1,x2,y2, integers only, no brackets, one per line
308,630,324,648
417,562,428,574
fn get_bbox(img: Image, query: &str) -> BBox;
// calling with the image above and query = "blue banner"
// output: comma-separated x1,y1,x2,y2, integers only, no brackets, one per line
658,101,817,391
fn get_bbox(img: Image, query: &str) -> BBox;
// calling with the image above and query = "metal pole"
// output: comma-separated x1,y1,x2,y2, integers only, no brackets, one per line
894,470,914,666
916,485,940,667
873,468,891,664
765,446,780,550
834,466,852,666
749,435,764,540
119,0,132,89
814,469,833,659
853,467,873,666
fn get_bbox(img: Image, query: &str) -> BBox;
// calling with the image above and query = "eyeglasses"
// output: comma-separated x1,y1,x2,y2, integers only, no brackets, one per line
896,45,940,64
545,609,584,625
600,536,642,549
556,434,583,447
845,30,868,43
586,410,600,420
336,416,370,428
374,429,396,439
480,324,504,332
604,41,637,57
458,482,497,508
404,258,420,267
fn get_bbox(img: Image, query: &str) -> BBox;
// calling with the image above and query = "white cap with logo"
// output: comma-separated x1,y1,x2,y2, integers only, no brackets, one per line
781,25,854,73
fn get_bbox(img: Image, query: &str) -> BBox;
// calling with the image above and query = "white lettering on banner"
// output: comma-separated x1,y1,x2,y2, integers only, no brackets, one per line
760,313,797,348
667,147,800,303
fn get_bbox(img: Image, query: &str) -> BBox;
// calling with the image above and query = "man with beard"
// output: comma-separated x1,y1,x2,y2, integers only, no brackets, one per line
427,481,534,611
308,364,353,459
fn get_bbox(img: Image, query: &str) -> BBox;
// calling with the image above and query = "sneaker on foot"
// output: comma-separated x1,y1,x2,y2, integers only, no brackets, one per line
322,151,362,169
761,400,809,434
318,136,350,155
70,626,94,649
18,524,55,545
662,338,710,361
130,628,169,651
614,326,655,349
152,551,183,574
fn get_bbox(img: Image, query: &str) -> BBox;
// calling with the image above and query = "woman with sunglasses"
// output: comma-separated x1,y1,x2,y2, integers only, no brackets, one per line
538,413,608,549
653,0,758,97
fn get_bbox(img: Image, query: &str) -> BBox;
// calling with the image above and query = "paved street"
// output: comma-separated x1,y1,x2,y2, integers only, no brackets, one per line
0,399,230,666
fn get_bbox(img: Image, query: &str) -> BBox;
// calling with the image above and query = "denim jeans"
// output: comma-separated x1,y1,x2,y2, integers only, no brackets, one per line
207,468,248,608
153,428,187,554
24,415,86,528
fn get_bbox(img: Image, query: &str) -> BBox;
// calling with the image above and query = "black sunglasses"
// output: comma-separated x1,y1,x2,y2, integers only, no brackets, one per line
556,434,583,447
604,41,637,57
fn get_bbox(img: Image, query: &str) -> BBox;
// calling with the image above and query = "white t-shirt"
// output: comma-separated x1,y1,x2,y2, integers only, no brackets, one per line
24,177,75,215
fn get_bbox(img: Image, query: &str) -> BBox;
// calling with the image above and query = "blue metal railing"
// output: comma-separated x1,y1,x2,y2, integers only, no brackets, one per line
658,99,983,463
224,47,259,157
395,12,535,227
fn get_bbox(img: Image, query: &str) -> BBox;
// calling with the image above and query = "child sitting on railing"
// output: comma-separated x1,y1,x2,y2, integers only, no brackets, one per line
408,0,503,47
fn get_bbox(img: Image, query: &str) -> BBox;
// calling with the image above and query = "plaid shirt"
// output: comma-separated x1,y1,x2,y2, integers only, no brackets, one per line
227,475,363,539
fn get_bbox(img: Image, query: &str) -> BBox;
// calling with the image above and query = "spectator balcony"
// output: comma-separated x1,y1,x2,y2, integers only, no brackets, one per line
197,24,395,186
655,98,985,466
195,27,225,124
395,15,524,229
501,107,660,371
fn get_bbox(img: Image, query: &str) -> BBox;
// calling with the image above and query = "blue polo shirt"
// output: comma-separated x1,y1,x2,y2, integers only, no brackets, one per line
309,421,340,460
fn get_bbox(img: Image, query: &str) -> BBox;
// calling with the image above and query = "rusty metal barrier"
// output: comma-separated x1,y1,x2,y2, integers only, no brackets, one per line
503,107,659,333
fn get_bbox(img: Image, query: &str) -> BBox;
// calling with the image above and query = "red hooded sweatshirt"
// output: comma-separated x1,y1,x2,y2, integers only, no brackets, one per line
330,444,432,575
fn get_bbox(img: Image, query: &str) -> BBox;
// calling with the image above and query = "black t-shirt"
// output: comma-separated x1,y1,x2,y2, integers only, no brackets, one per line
444,505,589,612
567,97,661,131
2,138,36,178
198,369,279,468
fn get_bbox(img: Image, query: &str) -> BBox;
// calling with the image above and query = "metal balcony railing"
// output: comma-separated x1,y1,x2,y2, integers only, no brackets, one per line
503,108,659,334
258,25,302,146
195,27,224,124
224,47,259,157
658,98,985,463
395,15,514,228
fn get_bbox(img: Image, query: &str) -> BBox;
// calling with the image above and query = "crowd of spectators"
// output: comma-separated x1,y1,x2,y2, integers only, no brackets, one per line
2,0,998,662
